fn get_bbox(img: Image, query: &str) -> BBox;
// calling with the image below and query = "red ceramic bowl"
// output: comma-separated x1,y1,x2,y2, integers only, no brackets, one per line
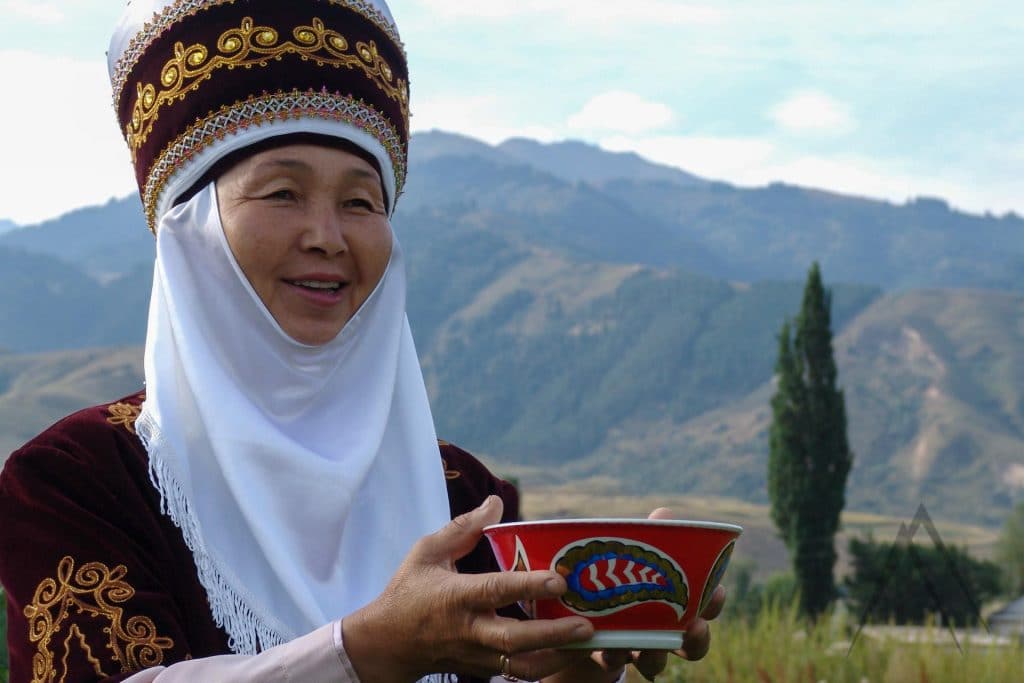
483,518,741,650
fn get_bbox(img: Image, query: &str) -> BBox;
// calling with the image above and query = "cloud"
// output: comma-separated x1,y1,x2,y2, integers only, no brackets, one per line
415,0,723,26
411,93,557,144
568,91,674,135
600,134,777,182
770,91,856,135
0,50,136,224
0,0,64,23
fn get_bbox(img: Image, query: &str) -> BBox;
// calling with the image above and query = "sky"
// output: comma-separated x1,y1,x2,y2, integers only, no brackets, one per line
0,0,1021,225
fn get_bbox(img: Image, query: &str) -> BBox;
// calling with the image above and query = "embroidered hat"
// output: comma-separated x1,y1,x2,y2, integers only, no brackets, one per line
108,0,409,231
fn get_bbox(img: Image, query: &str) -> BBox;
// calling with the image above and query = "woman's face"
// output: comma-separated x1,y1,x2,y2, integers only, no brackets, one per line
216,143,392,346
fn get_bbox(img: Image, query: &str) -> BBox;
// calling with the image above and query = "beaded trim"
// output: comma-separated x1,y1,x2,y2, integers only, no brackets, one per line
111,0,405,109
142,88,405,231
125,16,409,156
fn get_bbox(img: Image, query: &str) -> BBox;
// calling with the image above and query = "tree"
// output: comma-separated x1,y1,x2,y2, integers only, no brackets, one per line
846,536,1000,625
767,262,853,617
996,501,1024,596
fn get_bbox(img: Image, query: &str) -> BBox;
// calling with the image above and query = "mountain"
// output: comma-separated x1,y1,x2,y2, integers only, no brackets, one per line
4,131,1023,291
564,289,1024,527
408,131,708,188
0,196,152,279
5,280,1023,527
0,131,1022,528
408,239,878,464
0,219,16,235
409,130,516,166
0,347,143,458
599,180,1024,288
0,247,149,353
497,137,706,187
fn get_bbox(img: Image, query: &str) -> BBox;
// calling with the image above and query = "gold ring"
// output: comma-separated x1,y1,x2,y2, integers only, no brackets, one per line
498,653,519,681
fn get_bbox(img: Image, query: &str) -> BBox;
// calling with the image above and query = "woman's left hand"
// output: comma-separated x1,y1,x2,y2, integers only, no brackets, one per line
541,508,727,683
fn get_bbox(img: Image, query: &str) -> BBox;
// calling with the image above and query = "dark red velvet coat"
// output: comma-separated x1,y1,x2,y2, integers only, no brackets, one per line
0,391,518,683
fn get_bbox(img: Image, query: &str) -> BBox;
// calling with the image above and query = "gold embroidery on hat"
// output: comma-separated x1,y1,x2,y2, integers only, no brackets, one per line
125,16,409,157
24,557,175,682
142,88,405,232
106,401,142,435
111,0,405,107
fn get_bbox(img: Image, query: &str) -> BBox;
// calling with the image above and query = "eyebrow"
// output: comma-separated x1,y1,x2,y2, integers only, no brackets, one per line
254,158,380,182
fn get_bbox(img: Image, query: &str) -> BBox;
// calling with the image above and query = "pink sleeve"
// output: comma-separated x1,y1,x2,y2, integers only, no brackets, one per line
121,621,360,682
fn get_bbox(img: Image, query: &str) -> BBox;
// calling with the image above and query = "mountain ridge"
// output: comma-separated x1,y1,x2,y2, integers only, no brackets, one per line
0,131,1021,528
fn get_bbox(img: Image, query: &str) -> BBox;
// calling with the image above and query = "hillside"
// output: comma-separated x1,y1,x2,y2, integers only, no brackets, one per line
0,347,143,457
3,131,1022,291
4,285,1022,527
563,289,1024,527
0,247,150,352
1,131,1022,529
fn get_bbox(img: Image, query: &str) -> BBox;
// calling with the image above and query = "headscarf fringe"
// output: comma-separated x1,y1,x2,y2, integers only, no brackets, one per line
138,410,288,655
140,411,458,681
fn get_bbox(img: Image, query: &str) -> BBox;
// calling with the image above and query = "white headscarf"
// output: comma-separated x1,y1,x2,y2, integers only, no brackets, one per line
136,181,452,653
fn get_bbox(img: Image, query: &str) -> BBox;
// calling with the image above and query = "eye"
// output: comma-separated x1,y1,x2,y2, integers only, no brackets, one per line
263,188,296,201
343,197,378,212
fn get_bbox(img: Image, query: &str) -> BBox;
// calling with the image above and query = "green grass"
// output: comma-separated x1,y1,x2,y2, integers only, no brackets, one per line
645,600,1024,683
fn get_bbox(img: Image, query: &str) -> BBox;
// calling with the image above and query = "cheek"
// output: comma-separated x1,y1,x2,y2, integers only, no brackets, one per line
221,209,280,288
363,226,393,281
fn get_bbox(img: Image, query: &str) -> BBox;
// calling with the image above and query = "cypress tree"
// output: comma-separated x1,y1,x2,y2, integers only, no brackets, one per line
768,262,853,617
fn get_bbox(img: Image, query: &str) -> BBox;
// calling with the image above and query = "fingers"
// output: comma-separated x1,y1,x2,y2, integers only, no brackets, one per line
472,614,593,654
676,617,711,661
701,585,726,621
419,495,504,564
647,507,676,520
634,649,668,681
492,648,591,682
462,567,568,611
593,649,668,682
594,649,630,670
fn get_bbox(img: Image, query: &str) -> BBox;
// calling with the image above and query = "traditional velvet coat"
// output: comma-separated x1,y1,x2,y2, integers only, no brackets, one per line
0,391,518,683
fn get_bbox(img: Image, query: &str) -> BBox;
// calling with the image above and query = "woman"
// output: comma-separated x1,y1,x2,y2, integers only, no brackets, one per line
0,1,723,681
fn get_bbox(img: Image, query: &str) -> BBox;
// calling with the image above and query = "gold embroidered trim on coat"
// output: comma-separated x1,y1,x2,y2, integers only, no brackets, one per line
111,0,405,107
24,557,175,682
125,16,409,155
441,458,461,480
142,88,404,231
106,402,142,435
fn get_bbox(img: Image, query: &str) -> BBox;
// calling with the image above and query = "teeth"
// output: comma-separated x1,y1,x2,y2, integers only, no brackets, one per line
293,280,341,290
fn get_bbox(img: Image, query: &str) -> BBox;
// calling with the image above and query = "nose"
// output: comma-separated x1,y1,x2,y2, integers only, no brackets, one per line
300,202,348,256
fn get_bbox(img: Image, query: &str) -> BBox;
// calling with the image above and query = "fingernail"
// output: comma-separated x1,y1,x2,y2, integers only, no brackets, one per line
573,622,590,636
480,495,497,511
544,577,562,593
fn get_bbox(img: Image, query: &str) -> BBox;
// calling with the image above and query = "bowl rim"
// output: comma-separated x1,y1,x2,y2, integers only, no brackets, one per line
483,518,743,534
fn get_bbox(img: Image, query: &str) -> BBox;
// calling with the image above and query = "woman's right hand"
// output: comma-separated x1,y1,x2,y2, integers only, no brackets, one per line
341,495,595,682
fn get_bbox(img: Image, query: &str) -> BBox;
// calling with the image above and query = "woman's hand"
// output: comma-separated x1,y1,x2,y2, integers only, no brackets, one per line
342,496,594,682
541,508,728,683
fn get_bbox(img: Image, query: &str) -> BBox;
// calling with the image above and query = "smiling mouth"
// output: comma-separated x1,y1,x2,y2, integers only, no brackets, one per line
286,279,347,292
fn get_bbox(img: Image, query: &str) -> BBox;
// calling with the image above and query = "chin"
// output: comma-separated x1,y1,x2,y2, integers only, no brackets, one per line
291,330,342,346
282,322,346,346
